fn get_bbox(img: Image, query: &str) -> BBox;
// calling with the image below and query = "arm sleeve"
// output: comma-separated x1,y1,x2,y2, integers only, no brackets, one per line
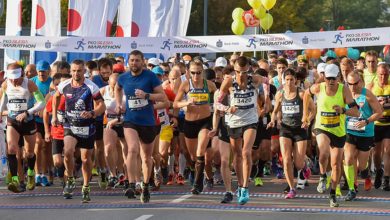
27,90,46,115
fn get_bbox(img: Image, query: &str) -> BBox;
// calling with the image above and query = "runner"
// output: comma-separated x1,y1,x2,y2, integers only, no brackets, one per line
0,63,46,193
52,59,105,203
303,64,360,207
115,50,166,203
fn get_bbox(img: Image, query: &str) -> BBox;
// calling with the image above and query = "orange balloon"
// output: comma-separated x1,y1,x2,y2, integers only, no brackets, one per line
311,49,321,59
305,49,313,58
335,47,348,57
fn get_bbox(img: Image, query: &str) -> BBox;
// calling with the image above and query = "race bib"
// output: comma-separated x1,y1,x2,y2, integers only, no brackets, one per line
188,93,209,105
8,99,27,112
128,97,148,110
320,112,340,128
106,114,119,123
57,111,65,124
282,104,300,114
157,109,170,126
347,117,365,132
234,92,255,109
262,117,268,126
70,126,89,136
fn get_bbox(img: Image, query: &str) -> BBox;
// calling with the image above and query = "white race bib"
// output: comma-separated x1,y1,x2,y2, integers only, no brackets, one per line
263,117,268,126
70,126,89,136
347,118,365,131
282,105,300,114
8,99,28,111
128,98,148,109
234,92,256,109
157,109,170,127
57,111,65,123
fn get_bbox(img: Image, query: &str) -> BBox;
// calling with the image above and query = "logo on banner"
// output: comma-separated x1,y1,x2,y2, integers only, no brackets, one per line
344,33,380,43
216,39,223,48
247,37,257,49
45,40,52,49
258,36,293,47
333,32,344,45
161,39,172,51
2,39,36,49
75,39,86,51
302,36,309,44
131,41,137,49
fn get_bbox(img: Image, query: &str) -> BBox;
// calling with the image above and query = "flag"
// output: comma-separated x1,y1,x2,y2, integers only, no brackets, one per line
4,0,22,68
67,0,119,62
30,0,61,65
177,0,192,36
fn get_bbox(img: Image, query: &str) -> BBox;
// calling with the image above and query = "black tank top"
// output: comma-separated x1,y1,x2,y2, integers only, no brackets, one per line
281,88,303,128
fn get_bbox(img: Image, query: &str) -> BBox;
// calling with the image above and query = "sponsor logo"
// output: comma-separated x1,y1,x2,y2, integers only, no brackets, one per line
246,37,257,49
45,40,52,49
257,36,294,47
161,39,208,51
216,39,223,48
302,36,309,44
131,41,137,49
2,39,36,49
161,39,173,50
344,32,380,43
86,40,121,50
332,32,344,45
74,38,86,51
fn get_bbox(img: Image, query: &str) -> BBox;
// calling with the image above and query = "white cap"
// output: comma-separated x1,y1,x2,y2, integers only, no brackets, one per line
317,63,327,73
6,68,22,79
324,64,339,78
202,57,209,63
215,57,227,67
147,57,160,66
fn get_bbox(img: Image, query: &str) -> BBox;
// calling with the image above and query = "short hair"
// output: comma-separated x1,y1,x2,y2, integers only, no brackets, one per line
85,60,96,69
213,66,223,73
254,68,268,77
98,58,113,71
377,63,390,72
58,61,70,71
366,50,378,58
51,61,62,70
277,58,288,66
283,68,296,79
52,73,63,81
7,62,23,71
203,69,216,80
129,50,144,60
109,58,117,64
235,56,249,67
189,60,203,69
160,62,170,68
296,67,307,81
222,66,234,75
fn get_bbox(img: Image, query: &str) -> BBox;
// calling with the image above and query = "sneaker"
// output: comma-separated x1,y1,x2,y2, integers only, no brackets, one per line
329,194,339,207
191,185,201,195
276,168,284,179
92,168,99,176
214,170,223,185
297,177,307,190
115,174,125,188
41,175,50,187
364,178,372,191
303,166,312,179
161,168,169,185
205,178,213,190
98,172,107,189
382,177,390,191
35,175,42,187
263,164,271,176
8,177,23,193
344,190,357,201
336,186,342,197
374,168,384,189
167,174,175,185
19,182,26,192
135,183,142,195
108,176,118,188
283,185,290,194
124,185,136,199
254,177,263,187
63,177,76,199
317,177,327,193
154,172,162,189
140,184,150,203
220,192,233,204
82,185,91,203
238,188,249,205
285,189,297,199
176,174,185,185
26,169,36,190
189,170,195,186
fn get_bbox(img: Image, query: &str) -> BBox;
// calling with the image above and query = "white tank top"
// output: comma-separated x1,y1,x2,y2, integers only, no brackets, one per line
103,85,125,122
6,78,33,120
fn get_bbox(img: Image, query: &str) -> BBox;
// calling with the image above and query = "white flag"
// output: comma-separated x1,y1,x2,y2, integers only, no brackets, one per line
4,0,22,68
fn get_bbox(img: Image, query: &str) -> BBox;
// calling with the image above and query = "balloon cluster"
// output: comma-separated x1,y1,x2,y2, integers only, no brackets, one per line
301,47,360,60
231,0,277,35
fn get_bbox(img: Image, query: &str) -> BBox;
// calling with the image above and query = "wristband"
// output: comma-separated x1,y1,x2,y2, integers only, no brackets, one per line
365,119,370,125
145,93,150,100
342,107,346,114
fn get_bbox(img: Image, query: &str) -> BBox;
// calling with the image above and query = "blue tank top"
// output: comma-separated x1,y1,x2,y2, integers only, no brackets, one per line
31,76,52,123
118,70,161,126
346,88,374,137
273,76,281,90
92,75,108,122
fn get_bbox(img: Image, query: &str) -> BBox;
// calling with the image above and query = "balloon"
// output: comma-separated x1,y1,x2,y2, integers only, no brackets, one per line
253,6,266,19
248,0,262,9
326,50,336,58
360,52,366,58
304,49,313,58
383,45,390,57
261,0,277,10
311,49,321,59
260,13,273,30
351,49,360,60
334,47,348,57
232,8,245,21
243,9,260,27
231,20,245,35
378,58,383,62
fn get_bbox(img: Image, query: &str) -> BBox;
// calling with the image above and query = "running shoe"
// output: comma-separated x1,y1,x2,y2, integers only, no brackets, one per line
41,175,50,187
254,177,263,187
161,168,169,185
317,177,327,193
82,185,91,203
220,192,233,204
140,184,150,203
263,163,271,176
205,178,214,190
214,170,223,185
276,168,284,179
382,177,390,191
19,182,26,192
116,173,125,188
297,178,307,190
336,186,342,197
238,188,249,205
364,178,372,191
124,184,136,199
374,168,384,189
63,177,76,199
135,182,142,195
154,172,162,189
8,177,23,193
329,194,339,207
91,168,99,176
108,176,118,188
167,174,175,185
35,175,42,187
26,169,36,190
98,172,107,189
191,185,202,195
344,190,356,201
285,189,297,199
283,185,290,194
176,174,185,185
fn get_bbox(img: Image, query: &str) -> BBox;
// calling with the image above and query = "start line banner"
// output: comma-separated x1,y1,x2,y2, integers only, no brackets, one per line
0,27,389,54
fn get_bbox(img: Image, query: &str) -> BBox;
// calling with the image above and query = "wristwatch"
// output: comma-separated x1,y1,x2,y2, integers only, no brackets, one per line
90,110,95,118
365,119,370,125
145,93,150,100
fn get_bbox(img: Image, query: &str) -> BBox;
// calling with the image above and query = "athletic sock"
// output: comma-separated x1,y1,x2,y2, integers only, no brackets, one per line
179,153,186,175
344,164,355,191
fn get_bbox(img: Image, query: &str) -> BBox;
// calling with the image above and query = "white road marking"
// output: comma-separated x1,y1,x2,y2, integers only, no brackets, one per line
134,215,154,220
170,194,192,203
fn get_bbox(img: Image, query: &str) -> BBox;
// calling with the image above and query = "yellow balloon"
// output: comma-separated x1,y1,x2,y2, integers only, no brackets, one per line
260,13,273,30
248,0,262,9
253,6,266,19
231,20,245,35
261,0,277,10
232,7,244,21
360,52,366,58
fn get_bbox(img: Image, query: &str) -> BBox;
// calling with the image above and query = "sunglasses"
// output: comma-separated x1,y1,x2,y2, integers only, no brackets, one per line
190,71,202,75
347,80,360,86
325,77,337,81
235,70,248,74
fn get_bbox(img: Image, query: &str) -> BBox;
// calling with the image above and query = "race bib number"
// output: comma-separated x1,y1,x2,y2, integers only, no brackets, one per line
188,93,209,105
128,97,148,110
106,114,119,123
347,117,365,132
320,112,340,128
282,104,300,114
57,111,65,124
262,117,268,126
157,109,170,126
234,92,255,109
70,126,89,136
8,99,27,111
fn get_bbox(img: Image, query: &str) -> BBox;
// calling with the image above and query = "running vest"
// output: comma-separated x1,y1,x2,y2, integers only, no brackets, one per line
6,77,34,121
187,79,210,105
346,88,374,137
281,88,303,128
363,69,376,85
103,85,124,124
315,83,346,137
227,75,258,128
372,82,390,126
272,76,282,90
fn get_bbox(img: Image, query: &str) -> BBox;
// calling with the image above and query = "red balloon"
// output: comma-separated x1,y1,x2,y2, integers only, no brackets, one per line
242,9,260,27
383,45,390,57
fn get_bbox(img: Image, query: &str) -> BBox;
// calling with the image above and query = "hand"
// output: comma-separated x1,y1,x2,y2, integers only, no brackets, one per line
44,132,51,142
266,121,275,130
16,112,28,122
170,117,178,127
187,98,195,106
106,120,117,129
135,89,146,99
208,129,218,138
115,105,123,115
332,105,343,114
301,120,310,129
80,111,93,119
226,106,237,114
36,110,43,118
259,109,266,118
51,116,59,127
354,120,367,129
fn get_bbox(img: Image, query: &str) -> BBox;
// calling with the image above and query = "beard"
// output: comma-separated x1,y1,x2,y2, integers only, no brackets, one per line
215,82,221,89
130,66,141,73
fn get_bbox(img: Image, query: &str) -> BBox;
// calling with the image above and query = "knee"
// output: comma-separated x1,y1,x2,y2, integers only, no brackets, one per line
54,160,63,168
295,160,305,170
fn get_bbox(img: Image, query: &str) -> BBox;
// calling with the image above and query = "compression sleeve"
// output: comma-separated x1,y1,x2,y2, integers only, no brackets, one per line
27,90,46,115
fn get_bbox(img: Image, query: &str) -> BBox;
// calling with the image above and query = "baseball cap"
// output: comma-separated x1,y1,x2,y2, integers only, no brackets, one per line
324,64,339,78
6,68,22,79
147,57,160,66
317,63,327,73
113,63,125,73
152,66,164,75
36,60,50,71
215,57,227,67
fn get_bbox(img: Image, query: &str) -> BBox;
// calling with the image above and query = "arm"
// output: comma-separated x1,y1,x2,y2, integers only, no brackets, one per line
303,84,320,124
209,92,221,137
267,92,282,129
43,106,51,142
28,81,46,116
154,95,170,110
115,83,124,114
51,91,61,126
214,77,232,112
92,98,106,117
342,86,360,117
173,82,192,109
365,90,383,123
0,82,7,115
